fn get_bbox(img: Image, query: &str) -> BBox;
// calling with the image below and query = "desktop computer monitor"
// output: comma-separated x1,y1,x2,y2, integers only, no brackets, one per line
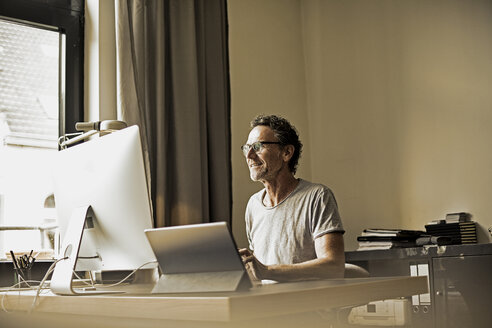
51,125,157,294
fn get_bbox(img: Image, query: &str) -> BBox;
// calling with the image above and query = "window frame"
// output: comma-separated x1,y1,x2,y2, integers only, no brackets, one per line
0,0,84,137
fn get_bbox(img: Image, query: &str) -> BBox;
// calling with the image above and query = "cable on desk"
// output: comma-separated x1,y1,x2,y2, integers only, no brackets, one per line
89,260,158,288
69,260,157,289
72,271,93,286
28,257,68,313
2,258,157,313
1,281,42,312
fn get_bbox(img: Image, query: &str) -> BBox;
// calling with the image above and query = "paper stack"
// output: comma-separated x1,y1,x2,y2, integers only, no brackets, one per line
356,229,426,251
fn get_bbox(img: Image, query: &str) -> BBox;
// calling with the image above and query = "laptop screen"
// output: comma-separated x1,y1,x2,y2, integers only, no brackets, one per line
145,222,244,274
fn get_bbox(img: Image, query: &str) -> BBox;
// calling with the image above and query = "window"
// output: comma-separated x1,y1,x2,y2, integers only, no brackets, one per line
0,0,84,258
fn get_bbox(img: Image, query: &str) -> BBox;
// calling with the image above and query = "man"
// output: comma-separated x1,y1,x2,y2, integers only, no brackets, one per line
239,114,345,282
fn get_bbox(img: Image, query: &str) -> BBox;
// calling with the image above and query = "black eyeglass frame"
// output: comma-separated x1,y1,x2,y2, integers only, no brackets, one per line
241,141,282,156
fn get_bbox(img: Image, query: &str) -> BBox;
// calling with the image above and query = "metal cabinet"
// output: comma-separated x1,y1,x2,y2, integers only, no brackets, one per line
345,244,492,328
432,254,492,328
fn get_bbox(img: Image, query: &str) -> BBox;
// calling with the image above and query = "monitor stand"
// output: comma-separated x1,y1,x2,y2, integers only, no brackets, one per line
50,205,123,295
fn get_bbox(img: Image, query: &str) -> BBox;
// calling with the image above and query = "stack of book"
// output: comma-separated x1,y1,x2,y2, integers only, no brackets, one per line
425,212,477,245
356,228,426,251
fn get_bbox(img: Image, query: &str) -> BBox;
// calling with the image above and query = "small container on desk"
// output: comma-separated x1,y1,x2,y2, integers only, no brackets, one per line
14,267,32,288
10,250,36,288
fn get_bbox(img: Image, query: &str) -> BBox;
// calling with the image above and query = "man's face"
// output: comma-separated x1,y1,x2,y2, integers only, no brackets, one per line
244,126,285,182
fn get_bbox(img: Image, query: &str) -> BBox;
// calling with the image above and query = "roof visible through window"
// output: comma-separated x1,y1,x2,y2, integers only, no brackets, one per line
0,18,59,149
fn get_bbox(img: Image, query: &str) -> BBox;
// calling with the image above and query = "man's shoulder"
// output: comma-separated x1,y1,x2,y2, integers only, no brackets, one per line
297,179,333,195
247,188,266,205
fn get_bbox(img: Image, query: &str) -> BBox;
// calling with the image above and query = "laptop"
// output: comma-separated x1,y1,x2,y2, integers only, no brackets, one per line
144,222,256,293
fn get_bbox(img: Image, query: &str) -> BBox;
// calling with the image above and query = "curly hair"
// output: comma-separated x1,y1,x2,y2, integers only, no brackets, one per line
250,114,303,174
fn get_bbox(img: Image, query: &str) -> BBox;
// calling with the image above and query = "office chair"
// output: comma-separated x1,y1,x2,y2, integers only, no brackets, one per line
344,263,370,278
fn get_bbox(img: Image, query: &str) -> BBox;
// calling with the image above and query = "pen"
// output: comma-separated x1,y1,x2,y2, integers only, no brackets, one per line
26,250,35,268
10,250,27,282
20,256,27,268
10,250,19,271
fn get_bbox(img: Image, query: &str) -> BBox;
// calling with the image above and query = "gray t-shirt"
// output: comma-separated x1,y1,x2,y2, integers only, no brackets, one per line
245,179,344,266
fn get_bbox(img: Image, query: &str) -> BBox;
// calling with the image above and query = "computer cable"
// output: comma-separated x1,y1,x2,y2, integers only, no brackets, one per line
89,260,158,288
71,271,94,286
28,257,68,313
1,279,44,313
2,258,156,313
68,260,158,290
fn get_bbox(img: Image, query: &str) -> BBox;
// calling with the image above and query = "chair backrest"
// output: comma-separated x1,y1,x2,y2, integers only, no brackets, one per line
344,263,370,278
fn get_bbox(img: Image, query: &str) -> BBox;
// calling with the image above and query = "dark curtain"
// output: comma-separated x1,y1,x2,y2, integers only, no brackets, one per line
115,0,231,227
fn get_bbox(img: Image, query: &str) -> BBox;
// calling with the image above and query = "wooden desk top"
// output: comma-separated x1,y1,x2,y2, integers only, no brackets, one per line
1,276,427,324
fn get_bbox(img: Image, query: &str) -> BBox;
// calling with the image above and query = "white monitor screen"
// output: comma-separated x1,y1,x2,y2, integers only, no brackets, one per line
52,125,156,271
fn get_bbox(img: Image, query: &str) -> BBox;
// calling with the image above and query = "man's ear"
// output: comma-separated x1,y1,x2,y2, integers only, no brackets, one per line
282,145,295,162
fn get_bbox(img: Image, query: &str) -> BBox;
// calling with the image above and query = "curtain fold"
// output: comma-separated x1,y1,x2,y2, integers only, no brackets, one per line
115,0,231,228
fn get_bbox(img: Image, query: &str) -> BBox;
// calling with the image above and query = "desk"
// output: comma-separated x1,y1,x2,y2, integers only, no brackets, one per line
0,276,427,328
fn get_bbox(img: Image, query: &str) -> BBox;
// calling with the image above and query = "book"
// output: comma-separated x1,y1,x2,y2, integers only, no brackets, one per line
425,227,476,234
357,236,419,242
356,239,417,250
426,219,446,225
425,222,475,230
356,228,425,251
357,246,392,251
427,233,476,239
424,221,477,245
445,212,471,223
361,228,425,238
357,243,393,251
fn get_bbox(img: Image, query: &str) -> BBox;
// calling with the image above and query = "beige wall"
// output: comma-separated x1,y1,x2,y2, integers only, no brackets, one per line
229,0,492,250
228,0,312,247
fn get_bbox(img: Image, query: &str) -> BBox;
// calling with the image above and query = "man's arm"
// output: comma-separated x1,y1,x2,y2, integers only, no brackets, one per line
240,232,345,282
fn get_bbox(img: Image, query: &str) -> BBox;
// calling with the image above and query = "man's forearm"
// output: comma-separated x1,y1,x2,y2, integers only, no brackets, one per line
263,257,345,282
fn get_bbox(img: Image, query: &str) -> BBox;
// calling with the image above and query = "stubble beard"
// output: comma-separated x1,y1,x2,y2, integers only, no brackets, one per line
249,166,267,181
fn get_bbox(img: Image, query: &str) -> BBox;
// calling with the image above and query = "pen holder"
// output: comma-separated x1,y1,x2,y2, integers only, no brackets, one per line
14,267,32,288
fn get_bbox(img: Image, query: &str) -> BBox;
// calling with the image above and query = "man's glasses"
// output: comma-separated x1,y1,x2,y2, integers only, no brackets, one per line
241,141,281,157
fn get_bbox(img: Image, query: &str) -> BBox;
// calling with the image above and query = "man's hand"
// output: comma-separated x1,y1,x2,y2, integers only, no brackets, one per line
239,233,345,283
239,248,267,281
